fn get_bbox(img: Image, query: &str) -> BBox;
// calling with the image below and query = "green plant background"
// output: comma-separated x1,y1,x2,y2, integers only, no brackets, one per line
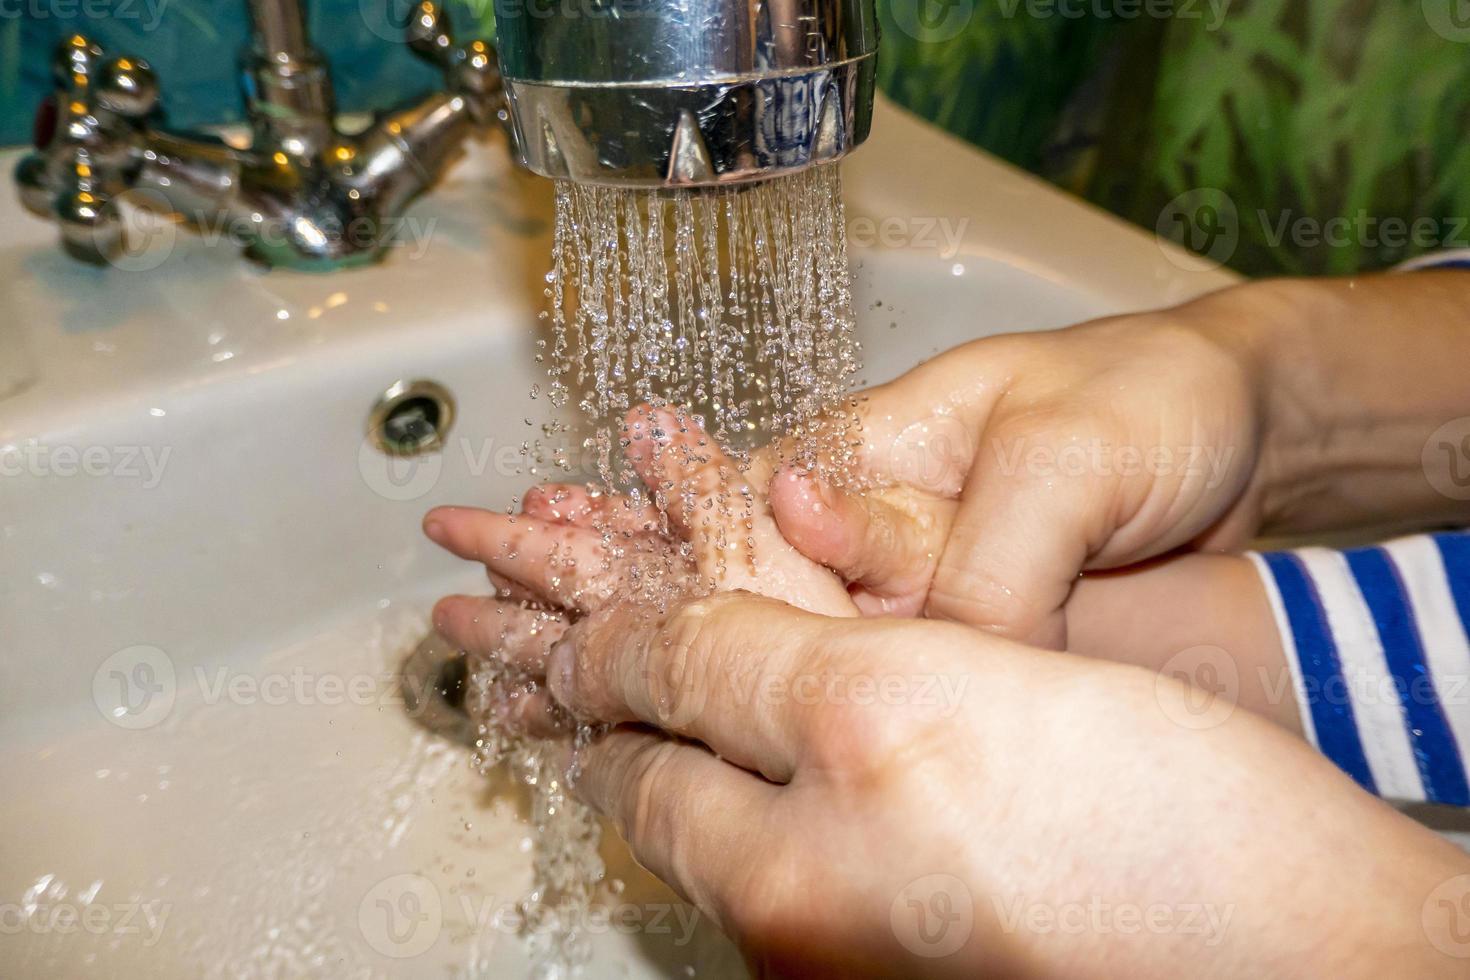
3,0,1467,275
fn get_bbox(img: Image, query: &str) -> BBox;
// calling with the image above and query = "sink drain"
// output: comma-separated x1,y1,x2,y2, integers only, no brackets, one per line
367,379,455,456
400,630,476,745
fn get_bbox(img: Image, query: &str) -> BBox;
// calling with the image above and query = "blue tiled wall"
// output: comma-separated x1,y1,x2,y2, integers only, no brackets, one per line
0,0,496,145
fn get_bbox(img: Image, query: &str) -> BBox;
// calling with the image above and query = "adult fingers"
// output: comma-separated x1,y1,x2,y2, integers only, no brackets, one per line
573,727,778,929
547,592,834,782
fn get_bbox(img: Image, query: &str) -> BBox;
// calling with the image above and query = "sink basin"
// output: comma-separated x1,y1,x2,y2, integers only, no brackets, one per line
0,97,1234,978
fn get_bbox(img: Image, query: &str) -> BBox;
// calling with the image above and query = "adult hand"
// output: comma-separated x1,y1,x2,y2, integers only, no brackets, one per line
766,272,1470,647
546,590,1470,979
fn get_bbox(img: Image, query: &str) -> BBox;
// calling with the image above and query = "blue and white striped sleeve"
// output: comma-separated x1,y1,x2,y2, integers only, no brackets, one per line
1248,532,1470,806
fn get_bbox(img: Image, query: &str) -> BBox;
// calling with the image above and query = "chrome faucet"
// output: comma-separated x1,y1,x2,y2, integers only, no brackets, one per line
493,0,878,188
15,0,502,271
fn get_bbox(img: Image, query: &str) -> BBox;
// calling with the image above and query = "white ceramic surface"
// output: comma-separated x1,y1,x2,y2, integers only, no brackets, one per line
0,98,1236,978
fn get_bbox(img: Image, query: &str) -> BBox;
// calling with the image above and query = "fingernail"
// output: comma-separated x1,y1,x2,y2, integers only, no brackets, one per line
547,638,575,703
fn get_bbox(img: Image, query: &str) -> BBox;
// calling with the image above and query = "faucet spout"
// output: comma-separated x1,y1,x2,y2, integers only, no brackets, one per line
493,0,879,188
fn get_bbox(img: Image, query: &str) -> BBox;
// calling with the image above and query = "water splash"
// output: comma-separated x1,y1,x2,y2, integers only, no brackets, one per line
472,164,861,978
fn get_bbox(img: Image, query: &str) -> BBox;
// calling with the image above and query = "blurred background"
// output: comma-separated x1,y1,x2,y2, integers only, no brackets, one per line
2,0,1467,275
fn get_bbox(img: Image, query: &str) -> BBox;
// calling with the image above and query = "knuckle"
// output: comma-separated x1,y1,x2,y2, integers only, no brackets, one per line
722,841,802,940
924,568,1035,637
797,624,941,773
609,739,712,910
613,738,685,852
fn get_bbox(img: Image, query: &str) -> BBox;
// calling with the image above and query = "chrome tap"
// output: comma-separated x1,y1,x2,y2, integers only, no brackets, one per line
493,0,879,188
15,0,503,271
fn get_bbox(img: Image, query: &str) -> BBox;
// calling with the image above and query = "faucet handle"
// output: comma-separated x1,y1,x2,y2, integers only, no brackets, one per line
405,1,503,125
16,34,161,264
405,1,458,68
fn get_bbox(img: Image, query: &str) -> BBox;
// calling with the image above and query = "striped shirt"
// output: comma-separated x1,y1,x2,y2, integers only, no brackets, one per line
1249,532,1470,805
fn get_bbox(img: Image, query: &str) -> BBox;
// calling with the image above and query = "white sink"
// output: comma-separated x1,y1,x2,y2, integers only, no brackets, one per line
0,97,1233,978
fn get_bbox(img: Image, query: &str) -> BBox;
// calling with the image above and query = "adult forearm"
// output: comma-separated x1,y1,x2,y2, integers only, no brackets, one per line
1198,272,1470,536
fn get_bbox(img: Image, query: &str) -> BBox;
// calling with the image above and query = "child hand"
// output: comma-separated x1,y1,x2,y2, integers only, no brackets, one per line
423,405,856,735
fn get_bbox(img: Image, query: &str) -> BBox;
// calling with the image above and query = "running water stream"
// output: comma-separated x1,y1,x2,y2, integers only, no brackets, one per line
467,163,861,977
